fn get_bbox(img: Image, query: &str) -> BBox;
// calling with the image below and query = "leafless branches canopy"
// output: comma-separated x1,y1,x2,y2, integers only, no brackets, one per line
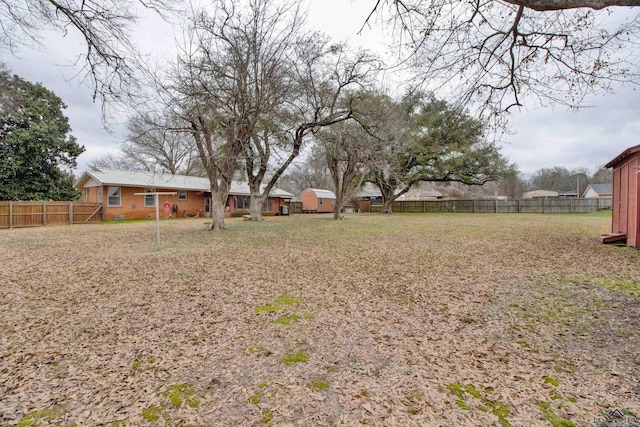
167,0,380,227
0,0,173,102
371,0,640,115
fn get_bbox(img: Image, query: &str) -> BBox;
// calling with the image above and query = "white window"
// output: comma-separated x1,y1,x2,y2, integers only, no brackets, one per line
97,187,102,203
144,188,156,207
178,190,187,201
107,187,121,206
85,188,90,202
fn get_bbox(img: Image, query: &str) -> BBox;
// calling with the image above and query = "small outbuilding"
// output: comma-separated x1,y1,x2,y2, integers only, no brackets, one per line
300,188,336,213
582,183,613,198
601,144,640,248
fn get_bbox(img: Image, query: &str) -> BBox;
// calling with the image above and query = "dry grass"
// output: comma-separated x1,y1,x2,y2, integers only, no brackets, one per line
1,213,638,426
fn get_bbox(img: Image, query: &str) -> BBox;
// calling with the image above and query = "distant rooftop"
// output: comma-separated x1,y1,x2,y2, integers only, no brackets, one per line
588,183,612,194
75,168,294,198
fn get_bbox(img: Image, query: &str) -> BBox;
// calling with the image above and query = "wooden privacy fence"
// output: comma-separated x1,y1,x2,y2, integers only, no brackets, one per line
371,198,613,214
0,201,103,229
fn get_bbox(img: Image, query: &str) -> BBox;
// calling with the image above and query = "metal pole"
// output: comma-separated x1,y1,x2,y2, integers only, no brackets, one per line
134,192,176,251
155,194,161,251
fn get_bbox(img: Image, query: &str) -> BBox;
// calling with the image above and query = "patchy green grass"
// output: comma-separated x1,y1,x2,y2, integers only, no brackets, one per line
161,383,200,408
16,405,66,426
282,349,310,365
309,379,330,392
446,382,512,427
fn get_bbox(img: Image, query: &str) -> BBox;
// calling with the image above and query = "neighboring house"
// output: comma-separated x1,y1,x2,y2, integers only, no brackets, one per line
354,184,382,213
522,190,559,199
74,168,294,221
396,190,444,201
601,144,640,248
557,191,579,198
300,188,336,213
582,183,613,198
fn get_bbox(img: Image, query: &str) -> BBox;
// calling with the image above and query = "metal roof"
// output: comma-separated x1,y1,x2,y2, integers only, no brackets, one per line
75,169,294,198
305,188,336,199
587,183,612,194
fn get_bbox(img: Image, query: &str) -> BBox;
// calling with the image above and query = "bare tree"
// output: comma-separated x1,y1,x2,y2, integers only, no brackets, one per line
242,35,380,220
0,0,174,103
368,0,640,117
123,113,201,175
497,167,529,198
277,149,333,196
170,0,300,229
316,120,372,219
87,152,141,171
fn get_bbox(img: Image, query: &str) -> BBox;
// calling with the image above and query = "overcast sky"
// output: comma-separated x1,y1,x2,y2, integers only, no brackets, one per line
3,0,638,178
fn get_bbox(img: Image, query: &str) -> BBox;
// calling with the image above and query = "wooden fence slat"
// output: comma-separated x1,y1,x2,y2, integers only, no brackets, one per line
0,201,103,229
372,198,612,214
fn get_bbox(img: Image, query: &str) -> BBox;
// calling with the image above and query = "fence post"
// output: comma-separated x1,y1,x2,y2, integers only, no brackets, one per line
423,200,426,213
9,202,12,229
473,199,476,213
69,201,73,224
42,201,47,226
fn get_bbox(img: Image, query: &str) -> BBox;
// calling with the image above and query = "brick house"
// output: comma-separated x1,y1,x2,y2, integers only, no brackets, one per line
74,169,294,221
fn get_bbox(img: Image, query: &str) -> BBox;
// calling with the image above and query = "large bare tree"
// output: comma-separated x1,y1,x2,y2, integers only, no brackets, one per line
123,113,201,175
316,120,373,219
242,35,380,220
0,0,173,103
170,0,336,229
368,0,640,116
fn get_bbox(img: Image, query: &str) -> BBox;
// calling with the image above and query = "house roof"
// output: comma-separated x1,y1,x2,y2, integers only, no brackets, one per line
605,144,640,168
586,183,613,195
522,190,559,199
305,188,336,199
74,169,294,198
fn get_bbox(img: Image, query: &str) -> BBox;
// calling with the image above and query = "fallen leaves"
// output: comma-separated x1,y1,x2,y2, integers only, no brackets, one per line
0,213,638,425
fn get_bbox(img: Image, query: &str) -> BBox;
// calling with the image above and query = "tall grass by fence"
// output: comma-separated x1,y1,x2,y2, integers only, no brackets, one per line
0,202,104,229
371,198,612,214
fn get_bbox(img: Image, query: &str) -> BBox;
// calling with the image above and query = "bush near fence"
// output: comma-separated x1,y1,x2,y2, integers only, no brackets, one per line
0,201,103,229
370,198,612,214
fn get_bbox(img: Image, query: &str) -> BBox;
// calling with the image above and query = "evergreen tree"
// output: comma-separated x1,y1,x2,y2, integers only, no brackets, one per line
0,70,84,200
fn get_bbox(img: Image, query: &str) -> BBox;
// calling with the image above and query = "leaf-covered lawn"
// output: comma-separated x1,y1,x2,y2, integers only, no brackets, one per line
1,213,638,426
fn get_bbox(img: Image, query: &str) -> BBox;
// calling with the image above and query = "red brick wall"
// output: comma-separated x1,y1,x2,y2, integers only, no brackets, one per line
94,186,207,220
83,185,289,220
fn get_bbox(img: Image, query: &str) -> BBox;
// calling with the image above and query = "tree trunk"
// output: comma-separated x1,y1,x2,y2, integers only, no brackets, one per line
249,193,264,221
211,191,229,230
333,203,344,220
210,193,226,230
381,197,393,214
